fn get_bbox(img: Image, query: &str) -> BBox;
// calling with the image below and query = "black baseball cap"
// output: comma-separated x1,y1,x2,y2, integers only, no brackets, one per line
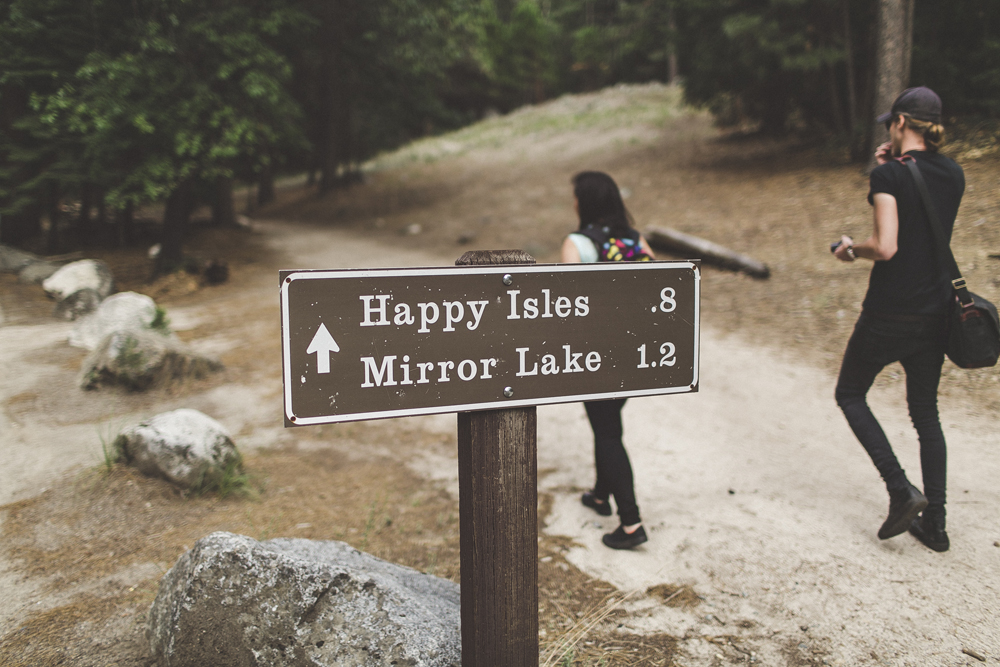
876,86,942,125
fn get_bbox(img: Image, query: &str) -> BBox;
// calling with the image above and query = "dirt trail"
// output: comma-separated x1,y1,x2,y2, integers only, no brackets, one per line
2,84,999,666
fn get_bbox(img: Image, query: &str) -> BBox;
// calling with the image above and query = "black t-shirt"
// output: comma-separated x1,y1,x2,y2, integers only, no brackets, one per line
864,150,965,315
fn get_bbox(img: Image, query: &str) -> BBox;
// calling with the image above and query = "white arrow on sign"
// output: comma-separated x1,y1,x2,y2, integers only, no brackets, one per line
306,323,340,374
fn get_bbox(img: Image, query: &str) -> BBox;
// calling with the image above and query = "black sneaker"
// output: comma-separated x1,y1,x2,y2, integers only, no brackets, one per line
582,490,612,516
909,512,949,552
602,524,647,550
878,483,928,540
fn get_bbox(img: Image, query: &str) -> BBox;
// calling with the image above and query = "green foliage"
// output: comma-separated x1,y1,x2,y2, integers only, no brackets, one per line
150,305,170,334
0,0,309,243
3,0,998,224
479,1,560,110
676,0,867,134
37,0,308,209
98,424,125,473
206,458,257,500
911,0,1000,117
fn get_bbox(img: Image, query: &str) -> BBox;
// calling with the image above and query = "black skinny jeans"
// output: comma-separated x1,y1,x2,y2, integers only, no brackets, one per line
834,311,949,514
584,398,641,526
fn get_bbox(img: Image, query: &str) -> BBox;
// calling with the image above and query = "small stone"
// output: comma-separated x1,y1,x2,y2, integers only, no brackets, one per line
18,261,61,284
115,409,239,490
42,259,114,302
69,291,161,350
79,329,221,391
404,223,422,236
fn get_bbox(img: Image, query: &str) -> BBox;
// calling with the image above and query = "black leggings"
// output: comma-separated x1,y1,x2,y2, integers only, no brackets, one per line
584,398,641,526
835,312,948,513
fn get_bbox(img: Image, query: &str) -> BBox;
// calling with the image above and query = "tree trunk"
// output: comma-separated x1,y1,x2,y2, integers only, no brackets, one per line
257,163,276,206
116,202,134,248
46,182,61,255
903,0,915,85
212,176,236,226
157,180,196,276
318,0,354,195
842,0,858,134
77,183,94,241
868,0,910,169
667,8,679,84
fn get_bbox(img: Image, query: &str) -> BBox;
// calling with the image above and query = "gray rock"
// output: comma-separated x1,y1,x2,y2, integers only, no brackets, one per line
18,260,61,284
148,532,461,667
42,259,114,319
0,244,39,272
42,258,114,300
54,287,103,320
80,329,222,391
115,409,239,489
69,291,162,350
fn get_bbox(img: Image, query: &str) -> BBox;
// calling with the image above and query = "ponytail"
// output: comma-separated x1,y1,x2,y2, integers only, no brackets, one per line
902,115,946,151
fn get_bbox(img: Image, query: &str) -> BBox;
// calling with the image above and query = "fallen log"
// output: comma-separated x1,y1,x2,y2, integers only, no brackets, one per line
644,226,770,279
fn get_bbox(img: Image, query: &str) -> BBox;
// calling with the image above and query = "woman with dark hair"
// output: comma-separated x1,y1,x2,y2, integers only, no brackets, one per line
561,171,654,550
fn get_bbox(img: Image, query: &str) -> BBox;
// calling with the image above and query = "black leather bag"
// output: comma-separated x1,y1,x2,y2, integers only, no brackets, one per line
902,157,1000,368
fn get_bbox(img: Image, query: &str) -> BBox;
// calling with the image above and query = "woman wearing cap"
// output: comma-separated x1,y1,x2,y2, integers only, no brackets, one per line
832,87,965,552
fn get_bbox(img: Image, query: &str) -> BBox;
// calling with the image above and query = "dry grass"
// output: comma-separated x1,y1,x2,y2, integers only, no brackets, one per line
1,424,688,666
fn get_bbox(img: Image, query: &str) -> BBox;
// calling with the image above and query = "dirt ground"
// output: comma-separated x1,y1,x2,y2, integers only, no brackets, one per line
1,83,999,666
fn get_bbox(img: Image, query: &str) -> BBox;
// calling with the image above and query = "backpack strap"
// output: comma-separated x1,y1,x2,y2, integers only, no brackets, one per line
577,225,609,250
898,155,973,308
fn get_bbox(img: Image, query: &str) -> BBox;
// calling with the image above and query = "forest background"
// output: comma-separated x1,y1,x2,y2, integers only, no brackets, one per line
1,0,998,271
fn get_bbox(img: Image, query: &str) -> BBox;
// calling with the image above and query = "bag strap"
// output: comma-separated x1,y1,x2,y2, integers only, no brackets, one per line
898,155,973,307
577,225,609,249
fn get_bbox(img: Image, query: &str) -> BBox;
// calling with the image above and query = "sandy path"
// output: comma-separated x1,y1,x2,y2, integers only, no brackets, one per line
274,221,1000,665
3,219,998,666
537,330,1000,666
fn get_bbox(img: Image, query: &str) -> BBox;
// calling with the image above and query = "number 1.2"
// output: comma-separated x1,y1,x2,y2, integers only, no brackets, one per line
637,342,677,369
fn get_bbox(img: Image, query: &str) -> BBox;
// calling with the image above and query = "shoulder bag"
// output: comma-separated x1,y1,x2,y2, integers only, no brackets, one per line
901,156,1000,368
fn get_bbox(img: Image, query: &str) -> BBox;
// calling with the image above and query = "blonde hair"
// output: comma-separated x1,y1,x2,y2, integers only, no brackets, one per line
901,115,946,151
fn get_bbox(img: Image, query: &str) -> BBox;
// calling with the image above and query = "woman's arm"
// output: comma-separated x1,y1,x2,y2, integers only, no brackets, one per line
639,235,656,260
561,236,582,263
835,193,899,262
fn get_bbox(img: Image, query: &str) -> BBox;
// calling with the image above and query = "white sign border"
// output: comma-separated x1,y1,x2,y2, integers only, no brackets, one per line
281,261,700,425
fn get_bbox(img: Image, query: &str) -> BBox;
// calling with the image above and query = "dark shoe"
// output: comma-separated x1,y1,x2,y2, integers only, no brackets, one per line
878,483,928,540
582,490,612,516
602,524,648,550
909,512,949,552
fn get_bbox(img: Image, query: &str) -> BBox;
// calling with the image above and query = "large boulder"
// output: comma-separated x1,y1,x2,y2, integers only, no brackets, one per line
115,409,239,490
69,291,163,350
148,532,461,667
42,259,114,319
0,244,38,272
80,329,221,391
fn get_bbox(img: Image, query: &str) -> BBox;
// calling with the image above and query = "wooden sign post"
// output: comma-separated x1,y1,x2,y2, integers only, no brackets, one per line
456,250,538,667
279,250,700,665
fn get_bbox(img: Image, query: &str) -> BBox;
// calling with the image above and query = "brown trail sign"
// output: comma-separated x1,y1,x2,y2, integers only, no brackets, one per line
280,260,699,425
280,254,699,666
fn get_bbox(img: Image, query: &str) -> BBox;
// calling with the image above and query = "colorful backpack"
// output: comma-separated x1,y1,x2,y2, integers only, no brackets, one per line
578,225,653,262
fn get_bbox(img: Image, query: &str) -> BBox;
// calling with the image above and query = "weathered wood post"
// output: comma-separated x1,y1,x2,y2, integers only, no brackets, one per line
456,250,538,667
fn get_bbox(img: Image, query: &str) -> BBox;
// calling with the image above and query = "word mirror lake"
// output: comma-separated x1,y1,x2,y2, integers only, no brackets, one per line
280,261,700,425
